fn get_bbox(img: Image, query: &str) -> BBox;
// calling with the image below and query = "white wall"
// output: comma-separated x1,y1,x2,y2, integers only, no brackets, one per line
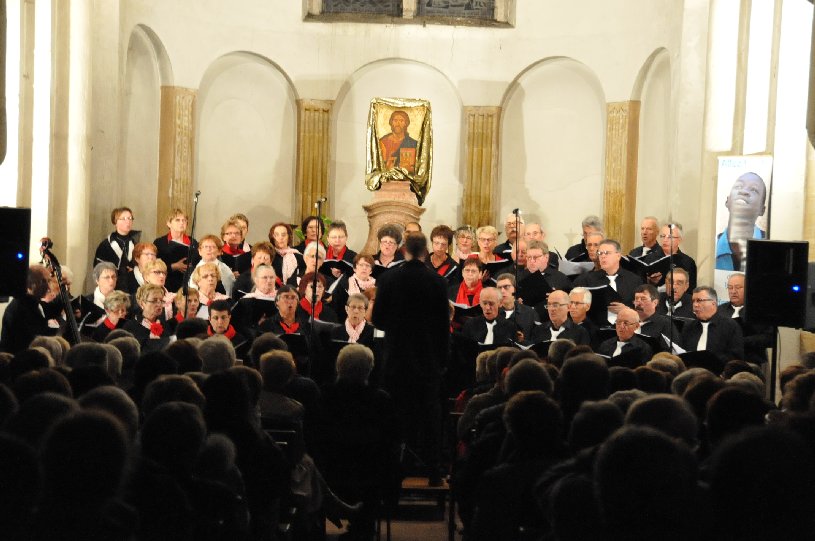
122,27,162,242
500,58,606,253
195,53,297,242
636,50,672,233
21,0,799,292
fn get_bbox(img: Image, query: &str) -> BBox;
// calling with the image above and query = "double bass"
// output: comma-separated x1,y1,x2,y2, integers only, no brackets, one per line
39,238,82,345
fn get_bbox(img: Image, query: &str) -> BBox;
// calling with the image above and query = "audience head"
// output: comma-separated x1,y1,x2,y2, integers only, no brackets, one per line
198,335,237,374
40,411,129,505
78,385,139,444
336,344,375,385
595,426,698,540
503,390,564,457
568,399,624,452
625,393,698,448
140,374,206,419
708,426,815,540
259,350,296,392
504,359,553,397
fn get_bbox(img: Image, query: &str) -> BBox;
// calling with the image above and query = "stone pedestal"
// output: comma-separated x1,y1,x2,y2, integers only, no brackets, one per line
362,181,425,254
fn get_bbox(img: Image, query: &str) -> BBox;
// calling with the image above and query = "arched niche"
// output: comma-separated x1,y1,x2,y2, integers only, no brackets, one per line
500,57,606,252
633,48,672,233
122,24,172,241
332,59,462,245
195,52,297,242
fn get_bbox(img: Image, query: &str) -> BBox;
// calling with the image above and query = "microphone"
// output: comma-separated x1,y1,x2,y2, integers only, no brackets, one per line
194,190,201,203
512,208,521,216
314,197,327,208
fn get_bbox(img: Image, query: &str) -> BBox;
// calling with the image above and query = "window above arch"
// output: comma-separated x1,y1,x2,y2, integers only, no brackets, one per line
306,0,514,27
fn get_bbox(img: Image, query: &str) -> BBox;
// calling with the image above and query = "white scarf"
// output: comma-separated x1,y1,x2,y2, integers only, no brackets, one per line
345,319,366,343
348,275,375,295
244,289,277,301
278,248,299,283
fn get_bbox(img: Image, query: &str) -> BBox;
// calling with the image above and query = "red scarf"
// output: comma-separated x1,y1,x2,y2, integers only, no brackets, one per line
208,324,237,339
280,320,300,334
175,311,184,323
455,280,483,307
103,318,117,330
143,319,163,338
326,245,346,261
168,233,191,245
299,298,323,319
222,244,245,256
436,263,451,277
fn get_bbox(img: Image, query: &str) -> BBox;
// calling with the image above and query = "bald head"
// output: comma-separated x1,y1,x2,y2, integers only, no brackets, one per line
480,287,501,321
547,290,570,328
615,307,640,341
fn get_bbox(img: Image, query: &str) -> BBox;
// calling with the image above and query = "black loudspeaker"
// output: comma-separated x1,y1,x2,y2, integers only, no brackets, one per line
0,207,31,298
745,240,809,329
806,262,815,330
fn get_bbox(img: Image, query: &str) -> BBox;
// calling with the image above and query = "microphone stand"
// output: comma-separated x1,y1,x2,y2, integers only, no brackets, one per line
310,201,324,327
309,199,326,372
183,191,201,319
513,209,521,291
667,224,676,351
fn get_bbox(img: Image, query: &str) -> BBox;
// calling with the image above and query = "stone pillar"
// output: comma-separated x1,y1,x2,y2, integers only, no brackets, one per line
462,106,501,228
604,101,641,252
362,181,425,254
157,86,196,233
295,99,333,221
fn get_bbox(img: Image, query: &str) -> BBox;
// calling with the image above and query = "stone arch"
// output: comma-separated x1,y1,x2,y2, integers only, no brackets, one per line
499,57,607,251
121,24,174,240
332,58,463,245
195,52,298,240
632,48,672,234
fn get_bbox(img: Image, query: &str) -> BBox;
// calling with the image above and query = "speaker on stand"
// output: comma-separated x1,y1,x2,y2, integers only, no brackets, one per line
745,240,809,401
0,207,31,300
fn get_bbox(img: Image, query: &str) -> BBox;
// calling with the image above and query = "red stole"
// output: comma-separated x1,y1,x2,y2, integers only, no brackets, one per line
455,281,483,307
168,233,191,246
280,320,300,334
299,298,323,319
208,324,237,339
222,244,245,256
326,245,347,261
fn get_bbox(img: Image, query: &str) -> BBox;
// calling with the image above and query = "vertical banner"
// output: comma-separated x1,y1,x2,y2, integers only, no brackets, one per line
713,155,773,300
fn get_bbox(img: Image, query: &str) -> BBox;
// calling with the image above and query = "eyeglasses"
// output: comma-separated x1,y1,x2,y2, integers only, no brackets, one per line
347,305,367,311
692,298,715,304
117,216,134,222
380,239,397,246
616,320,638,327
659,235,680,240
545,303,568,309
596,250,618,256
527,254,544,260
568,301,587,306
478,237,496,243
278,295,299,302
726,285,744,291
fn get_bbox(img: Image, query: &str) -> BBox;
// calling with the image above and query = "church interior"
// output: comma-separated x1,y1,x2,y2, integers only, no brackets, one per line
0,1,815,540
